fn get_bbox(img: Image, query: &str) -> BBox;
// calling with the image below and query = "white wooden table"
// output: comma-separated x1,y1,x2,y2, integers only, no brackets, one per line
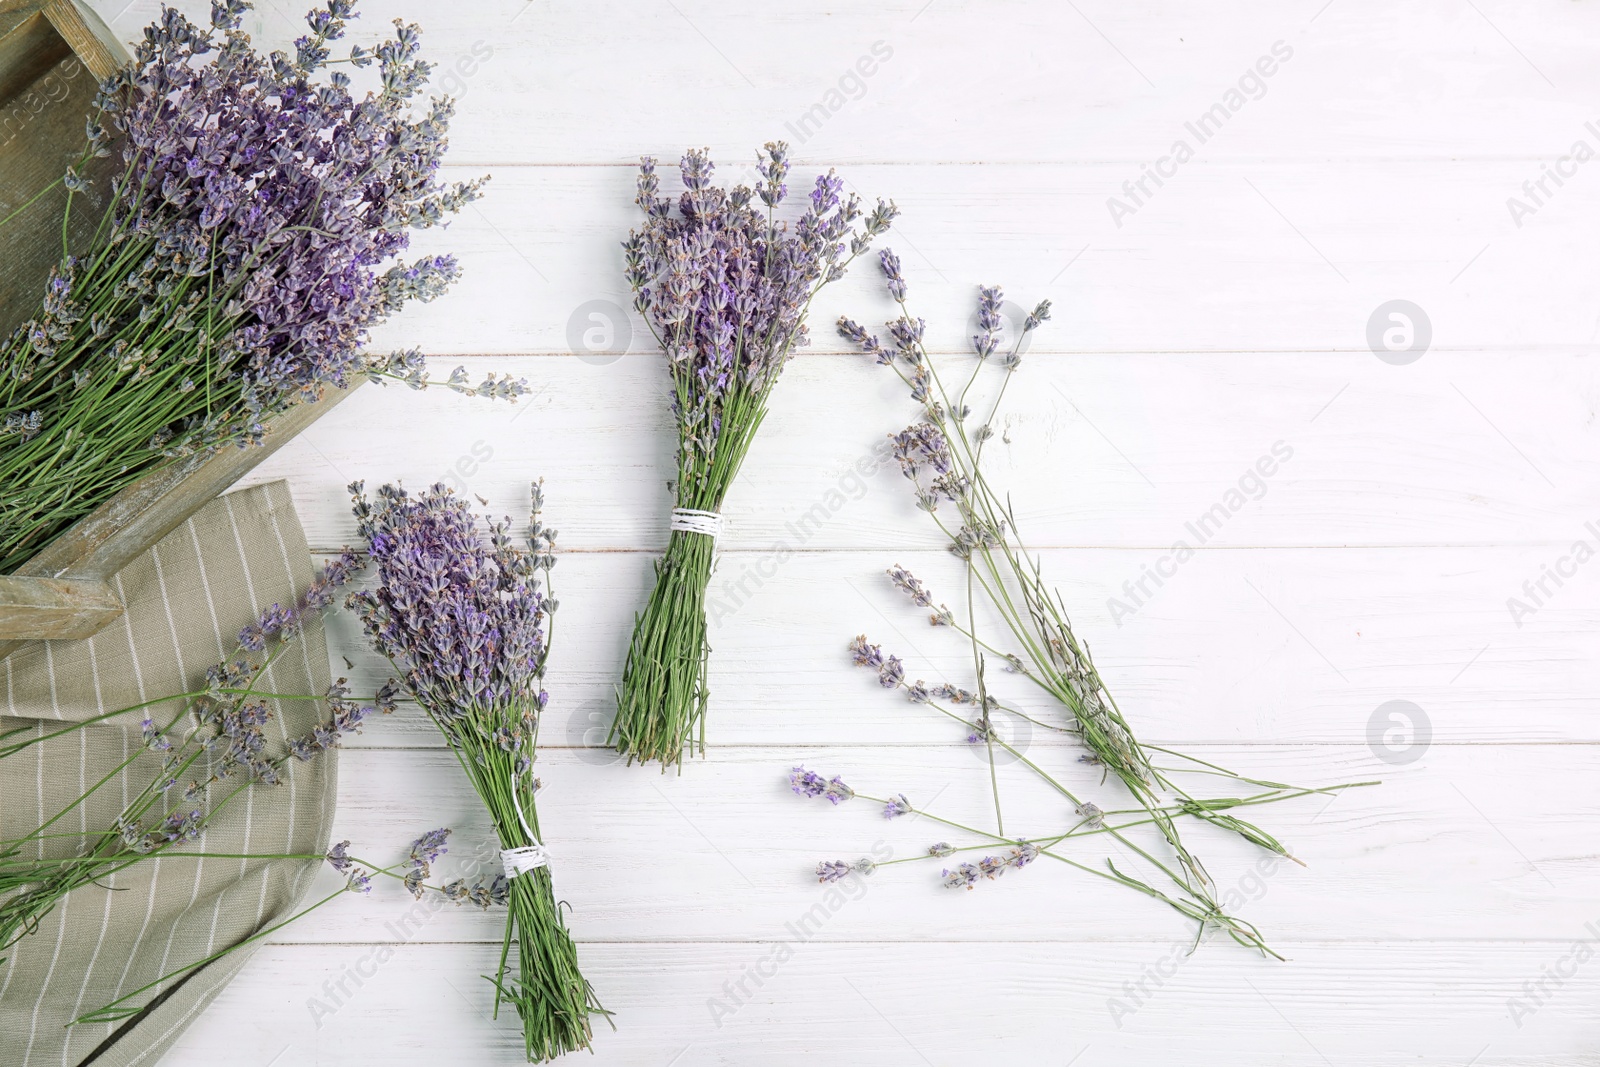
89,1,1600,1063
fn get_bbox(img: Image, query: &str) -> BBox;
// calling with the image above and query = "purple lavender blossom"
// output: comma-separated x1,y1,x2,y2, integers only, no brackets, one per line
886,565,934,608
789,765,828,798
973,286,1004,360
824,776,855,805
139,715,170,752
622,144,895,494
928,842,955,858
325,840,353,873
346,482,552,719
848,635,884,670
942,863,980,890
790,765,853,804
883,794,912,819
942,844,1038,889
408,828,451,870
816,860,852,883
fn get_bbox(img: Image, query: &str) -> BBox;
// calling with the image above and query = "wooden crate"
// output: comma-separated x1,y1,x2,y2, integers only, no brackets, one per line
0,1,359,656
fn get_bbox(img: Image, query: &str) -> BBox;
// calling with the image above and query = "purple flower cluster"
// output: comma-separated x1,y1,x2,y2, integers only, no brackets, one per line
889,423,966,513
847,635,904,690
789,765,853,804
886,564,954,626
403,827,449,897
623,144,895,492
815,857,877,883
346,482,554,721
116,808,203,855
94,2,483,424
883,794,913,819
941,843,1040,890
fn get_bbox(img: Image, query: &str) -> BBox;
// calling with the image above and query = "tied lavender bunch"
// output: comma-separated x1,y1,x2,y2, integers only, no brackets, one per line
347,481,604,1062
0,1,522,574
612,144,896,767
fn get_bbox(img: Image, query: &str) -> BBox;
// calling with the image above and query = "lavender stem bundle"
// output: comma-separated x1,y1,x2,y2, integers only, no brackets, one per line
0,1,522,574
348,481,603,1062
612,144,896,767
822,260,1377,953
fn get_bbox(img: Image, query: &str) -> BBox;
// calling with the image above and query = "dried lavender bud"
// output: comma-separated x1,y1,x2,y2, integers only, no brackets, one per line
408,828,450,870
325,840,353,873
973,285,1004,359
928,842,955,858
886,564,934,608
883,794,912,819
817,860,852,883
848,635,884,670
790,765,828,798
1076,801,1105,829
942,863,980,890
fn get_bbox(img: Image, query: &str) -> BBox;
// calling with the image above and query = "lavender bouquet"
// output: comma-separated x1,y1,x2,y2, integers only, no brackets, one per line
348,481,603,1061
818,260,1377,954
0,1,519,574
612,145,896,766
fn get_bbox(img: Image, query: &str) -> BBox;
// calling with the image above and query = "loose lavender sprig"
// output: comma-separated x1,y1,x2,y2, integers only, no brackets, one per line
346,481,604,1062
0,552,383,964
0,2,518,575
818,258,1378,955
611,144,897,768
70,828,511,1026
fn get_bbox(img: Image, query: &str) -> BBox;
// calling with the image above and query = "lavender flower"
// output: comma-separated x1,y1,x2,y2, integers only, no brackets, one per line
928,842,955,858
817,860,852,883
942,863,980,890
973,285,1004,360
790,765,828,798
883,794,912,819
789,766,853,804
346,482,551,719
408,828,451,871
325,840,353,873
848,635,884,670
942,844,1039,890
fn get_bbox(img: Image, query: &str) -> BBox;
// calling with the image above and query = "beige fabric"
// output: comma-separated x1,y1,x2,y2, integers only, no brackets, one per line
0,480,336,1067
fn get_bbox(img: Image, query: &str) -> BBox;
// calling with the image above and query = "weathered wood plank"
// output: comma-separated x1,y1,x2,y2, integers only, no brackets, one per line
0,572,119,637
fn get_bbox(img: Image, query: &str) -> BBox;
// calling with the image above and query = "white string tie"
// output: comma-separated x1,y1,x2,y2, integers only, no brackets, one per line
501,776,548,878
670,508,724,539
501,843,551,878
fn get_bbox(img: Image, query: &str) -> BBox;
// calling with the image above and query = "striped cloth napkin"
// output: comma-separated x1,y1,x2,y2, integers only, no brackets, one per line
0,480,336,1067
